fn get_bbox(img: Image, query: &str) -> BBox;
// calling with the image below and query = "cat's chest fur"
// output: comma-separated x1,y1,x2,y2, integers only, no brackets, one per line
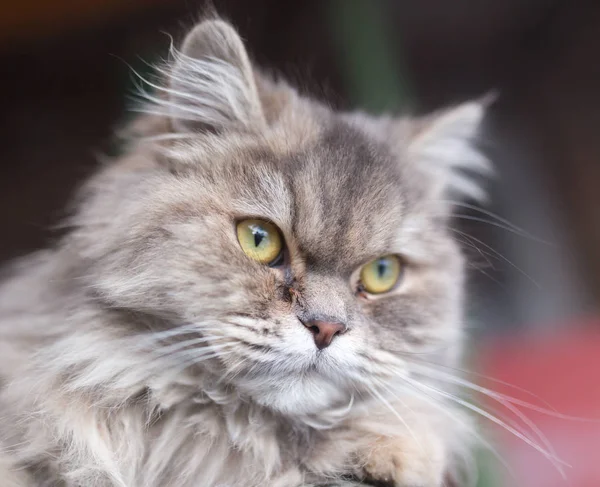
93,396,357,486
1,364,359,487
122,381,361,487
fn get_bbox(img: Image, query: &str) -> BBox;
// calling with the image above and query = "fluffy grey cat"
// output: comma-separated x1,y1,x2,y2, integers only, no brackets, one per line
0,17,492,487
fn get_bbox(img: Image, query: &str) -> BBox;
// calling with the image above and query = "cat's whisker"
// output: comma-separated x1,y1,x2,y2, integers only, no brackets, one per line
154,342,236,365
135,323,229,346
463,260,505,287
406,358,563,415
400,375,570,477
147,335,230,359
217,356,252,383
368,359,566,479
421,199,552,246
443,200,553,246
135,325,203,344
450,214,552,246
365,374,489,486
450,228,541,288
364,383,424,453
413,370,559,465
410,361,595,422
452,234,496,270
408,361,585,482
156,348,239,379
383,376,511,485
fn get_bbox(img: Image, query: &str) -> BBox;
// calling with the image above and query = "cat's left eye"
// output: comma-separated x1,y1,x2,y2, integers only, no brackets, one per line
358,255,403,295
236,219,284,266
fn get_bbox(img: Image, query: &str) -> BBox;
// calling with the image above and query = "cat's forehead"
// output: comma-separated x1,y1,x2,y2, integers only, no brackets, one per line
186,121,425,268
283,122,410,268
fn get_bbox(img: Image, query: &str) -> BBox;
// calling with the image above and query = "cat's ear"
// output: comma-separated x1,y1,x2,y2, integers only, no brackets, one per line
167,19,267,133
407,99,493,202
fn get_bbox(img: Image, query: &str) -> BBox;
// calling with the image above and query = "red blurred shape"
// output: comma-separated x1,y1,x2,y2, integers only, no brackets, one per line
476,322,600,487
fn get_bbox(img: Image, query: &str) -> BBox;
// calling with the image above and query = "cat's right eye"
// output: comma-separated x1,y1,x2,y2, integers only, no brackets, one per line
358,255,403,295
236,219,284,266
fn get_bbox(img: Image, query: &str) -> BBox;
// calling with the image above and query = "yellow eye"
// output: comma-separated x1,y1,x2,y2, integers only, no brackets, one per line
236,219,283,265
359,255,403,294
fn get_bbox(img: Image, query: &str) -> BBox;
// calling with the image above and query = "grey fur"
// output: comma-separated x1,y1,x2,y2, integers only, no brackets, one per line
0,18,487,487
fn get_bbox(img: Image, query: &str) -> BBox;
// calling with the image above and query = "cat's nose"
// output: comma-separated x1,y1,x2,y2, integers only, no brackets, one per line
303,319,346,350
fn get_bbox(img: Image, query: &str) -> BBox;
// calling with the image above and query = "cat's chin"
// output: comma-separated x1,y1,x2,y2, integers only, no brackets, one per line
240,372,351,418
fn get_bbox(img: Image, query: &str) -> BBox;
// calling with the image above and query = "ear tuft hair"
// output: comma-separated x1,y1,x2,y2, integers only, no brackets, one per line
408,100,493,202
135,19,266,134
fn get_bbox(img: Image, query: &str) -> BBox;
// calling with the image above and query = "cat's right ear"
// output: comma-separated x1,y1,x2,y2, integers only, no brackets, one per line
165,19,267,133
406,100,493,202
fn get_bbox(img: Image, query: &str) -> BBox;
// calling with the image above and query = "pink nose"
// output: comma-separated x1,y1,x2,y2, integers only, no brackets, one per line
303,320,346,349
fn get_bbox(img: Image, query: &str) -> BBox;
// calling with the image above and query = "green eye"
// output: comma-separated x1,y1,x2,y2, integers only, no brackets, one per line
359,255,403,294
236,219,283,265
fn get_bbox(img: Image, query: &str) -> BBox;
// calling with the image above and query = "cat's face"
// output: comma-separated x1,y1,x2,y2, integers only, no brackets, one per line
72,20,487,417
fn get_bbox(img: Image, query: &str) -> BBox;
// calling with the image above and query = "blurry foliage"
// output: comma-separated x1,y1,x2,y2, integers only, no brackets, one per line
326,0,412,112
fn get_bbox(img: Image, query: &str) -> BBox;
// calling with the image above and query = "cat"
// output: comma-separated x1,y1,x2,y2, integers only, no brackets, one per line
0,15,491,487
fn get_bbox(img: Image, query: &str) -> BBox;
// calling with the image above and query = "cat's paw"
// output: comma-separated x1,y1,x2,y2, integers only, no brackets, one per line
361,434,446,487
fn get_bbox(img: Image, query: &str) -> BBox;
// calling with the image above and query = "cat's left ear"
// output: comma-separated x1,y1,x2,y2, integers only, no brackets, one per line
406,98,494,202
166,19,267,133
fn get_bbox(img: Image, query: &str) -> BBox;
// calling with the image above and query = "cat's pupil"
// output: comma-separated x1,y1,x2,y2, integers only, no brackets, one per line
377,260,388,278
253,228,266,248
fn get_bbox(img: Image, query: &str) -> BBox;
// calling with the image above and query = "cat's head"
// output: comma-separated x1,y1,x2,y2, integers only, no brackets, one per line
69,19,490,417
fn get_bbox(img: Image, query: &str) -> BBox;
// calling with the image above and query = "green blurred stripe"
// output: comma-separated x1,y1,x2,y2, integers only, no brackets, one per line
326,0,412,112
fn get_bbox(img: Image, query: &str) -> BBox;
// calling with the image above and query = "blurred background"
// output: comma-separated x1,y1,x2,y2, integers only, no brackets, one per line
0,0,599,485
